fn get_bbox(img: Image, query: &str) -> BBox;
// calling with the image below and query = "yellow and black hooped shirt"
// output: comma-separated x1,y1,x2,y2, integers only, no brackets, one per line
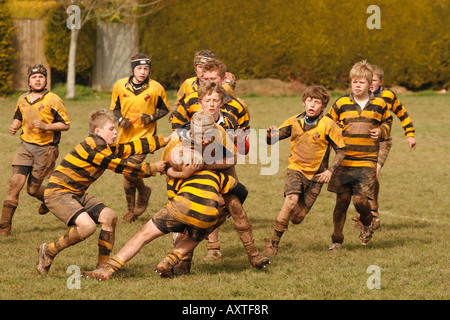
45,134,166,197
13,90,70,146
375,86,415,138
171,91,249,132
167,169,237,229
110,76,169,144
327,93,393,168
273,112,346,180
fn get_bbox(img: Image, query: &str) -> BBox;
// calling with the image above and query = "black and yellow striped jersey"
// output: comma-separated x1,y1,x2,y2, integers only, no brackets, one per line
167,170,237,229
110,76,169,144
176,76,199,107
161,128,236,200
375,86,415,138
45,134,166,196
327,93,393,168
171,91,249,132
13,90,70,146
223,83,250,121
271,112,346,180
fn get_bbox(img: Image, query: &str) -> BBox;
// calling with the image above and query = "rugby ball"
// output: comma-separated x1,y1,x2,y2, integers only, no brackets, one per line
168,145,203,171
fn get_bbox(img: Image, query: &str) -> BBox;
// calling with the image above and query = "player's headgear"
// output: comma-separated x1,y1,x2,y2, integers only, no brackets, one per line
131,53,151,71
191,109,216,133
27,64,47,79
193,50,217,68
224,72,236,90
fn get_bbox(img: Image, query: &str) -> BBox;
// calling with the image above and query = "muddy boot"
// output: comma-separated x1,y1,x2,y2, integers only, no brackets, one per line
263,238,278,256
204,241,222,261
173,251,194,276
121,210,136,223
38,202,49,215
36,243,54,276
155,250,182,278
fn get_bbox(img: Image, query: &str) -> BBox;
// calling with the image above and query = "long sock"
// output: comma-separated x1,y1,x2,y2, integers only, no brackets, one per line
98,229,115,266
271,219,288,248
104,255,125,273
46,227,84,258
1,200,18,225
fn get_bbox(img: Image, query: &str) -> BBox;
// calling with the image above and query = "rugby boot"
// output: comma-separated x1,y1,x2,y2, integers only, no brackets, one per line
155,250,182,278
38,202,49,215
328,242,343,251
36,243,54,276
263,238,278,256
204,241,222,261
173,251,193,276
82,256,124,281
0,224,11,237
121,210,137,223
358,222,374,246
248,252,270,270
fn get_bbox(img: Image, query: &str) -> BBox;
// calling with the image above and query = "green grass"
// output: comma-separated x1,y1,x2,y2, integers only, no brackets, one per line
0,91,449,301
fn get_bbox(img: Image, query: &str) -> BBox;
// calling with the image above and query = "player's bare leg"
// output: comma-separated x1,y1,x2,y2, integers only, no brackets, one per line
353,195,374,245
329,193,351,251
264,194,299,256
37,212,96,276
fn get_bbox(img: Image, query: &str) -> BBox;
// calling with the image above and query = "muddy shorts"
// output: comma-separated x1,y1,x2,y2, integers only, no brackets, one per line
327,166,376,199
151,205,212,242
378,137,393,167
44,192,106,226
12,142,59,180
284,168,323,214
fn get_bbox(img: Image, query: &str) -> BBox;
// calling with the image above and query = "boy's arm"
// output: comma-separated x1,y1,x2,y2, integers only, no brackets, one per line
267,115,297,145
141,95,170,125
32,121,70,132
10,119,22,135
112,134,170,158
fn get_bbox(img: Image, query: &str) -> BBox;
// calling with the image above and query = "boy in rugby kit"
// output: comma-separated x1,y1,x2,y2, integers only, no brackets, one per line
110,53,170,222
326,61,393,250
0,65,70,237
352,64,416,229
36,109,170,276
263,86,345,256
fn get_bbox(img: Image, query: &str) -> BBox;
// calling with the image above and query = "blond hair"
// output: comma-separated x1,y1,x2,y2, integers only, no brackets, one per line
370,64,384,81
349,60,373,84
88,109,116,134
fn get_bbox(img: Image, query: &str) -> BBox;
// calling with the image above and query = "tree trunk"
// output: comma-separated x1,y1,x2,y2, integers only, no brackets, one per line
66,28,79,99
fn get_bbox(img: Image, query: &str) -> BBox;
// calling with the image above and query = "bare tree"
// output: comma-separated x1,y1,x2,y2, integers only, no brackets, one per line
60,0,172,98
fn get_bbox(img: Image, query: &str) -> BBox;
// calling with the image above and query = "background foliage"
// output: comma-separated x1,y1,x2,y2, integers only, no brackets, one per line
0,0,16,96
139,0,450,90
44,2,97,85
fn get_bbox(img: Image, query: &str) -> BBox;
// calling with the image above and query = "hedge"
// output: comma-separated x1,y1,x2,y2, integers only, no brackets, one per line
138,0,450,91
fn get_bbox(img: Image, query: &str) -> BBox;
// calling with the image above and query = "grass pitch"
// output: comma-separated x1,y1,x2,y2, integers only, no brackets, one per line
0,89,449,301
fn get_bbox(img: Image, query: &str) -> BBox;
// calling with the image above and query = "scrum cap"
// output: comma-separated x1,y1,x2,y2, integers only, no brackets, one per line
131,53,151,71
28,64,47,79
